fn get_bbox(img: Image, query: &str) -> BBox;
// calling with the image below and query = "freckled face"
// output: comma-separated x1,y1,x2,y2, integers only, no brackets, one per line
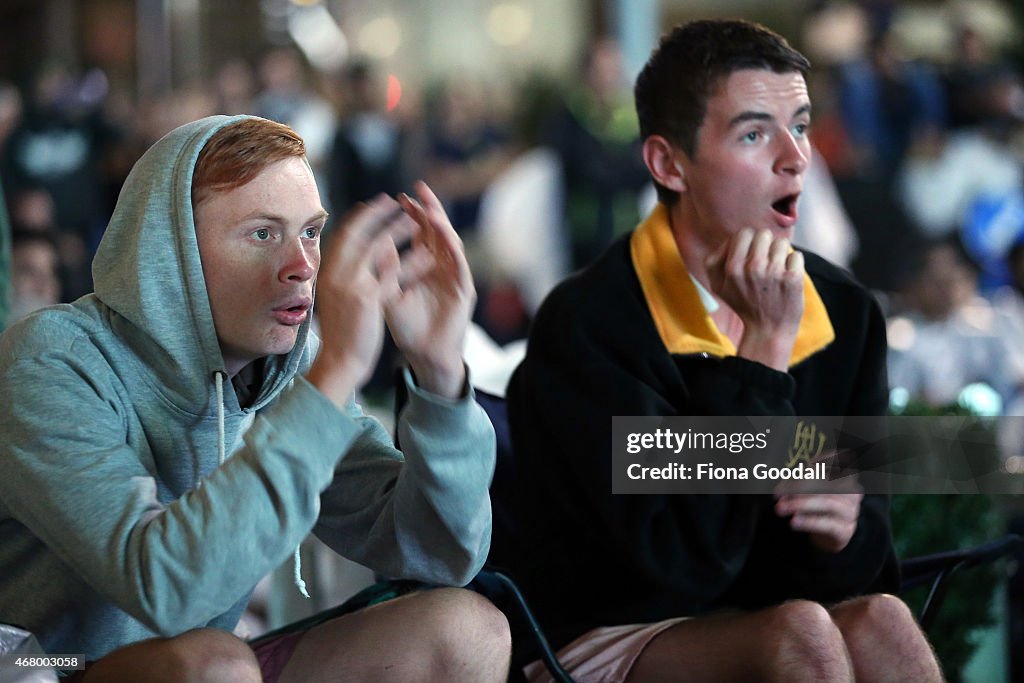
678,69,812,244
193,157,327,376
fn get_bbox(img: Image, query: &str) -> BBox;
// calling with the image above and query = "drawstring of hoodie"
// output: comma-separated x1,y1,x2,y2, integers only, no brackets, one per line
213,371,310,600
215,372,226,465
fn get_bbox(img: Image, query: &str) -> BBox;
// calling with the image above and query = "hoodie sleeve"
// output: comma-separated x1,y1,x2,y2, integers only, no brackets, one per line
0,332,363,636
313,368,496,586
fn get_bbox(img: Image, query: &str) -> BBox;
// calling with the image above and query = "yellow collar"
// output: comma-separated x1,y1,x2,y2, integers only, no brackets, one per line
629,204,835,367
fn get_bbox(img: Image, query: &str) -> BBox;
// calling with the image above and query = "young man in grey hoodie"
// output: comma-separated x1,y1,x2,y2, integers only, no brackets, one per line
0,115,509,681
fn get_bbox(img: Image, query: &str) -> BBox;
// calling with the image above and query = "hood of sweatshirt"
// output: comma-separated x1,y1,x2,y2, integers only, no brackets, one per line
91,115,312,415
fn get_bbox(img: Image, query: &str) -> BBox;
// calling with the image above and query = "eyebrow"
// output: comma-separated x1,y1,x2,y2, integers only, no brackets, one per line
238,209,330,224
728,103,812,129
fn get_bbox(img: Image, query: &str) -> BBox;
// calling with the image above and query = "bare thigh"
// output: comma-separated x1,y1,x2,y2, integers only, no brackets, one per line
626,601,853,683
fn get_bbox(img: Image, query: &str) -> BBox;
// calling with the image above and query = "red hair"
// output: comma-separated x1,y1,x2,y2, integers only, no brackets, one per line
192,118,305,206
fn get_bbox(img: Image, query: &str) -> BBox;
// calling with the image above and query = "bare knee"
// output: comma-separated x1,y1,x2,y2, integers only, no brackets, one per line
84,628,260,683
415,587,511,681
763,600,853,683
833,594,942,681
833,593,915,640
162,628,261,683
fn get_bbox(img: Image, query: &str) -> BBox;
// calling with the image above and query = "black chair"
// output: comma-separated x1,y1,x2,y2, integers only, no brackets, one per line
899,533,1022,632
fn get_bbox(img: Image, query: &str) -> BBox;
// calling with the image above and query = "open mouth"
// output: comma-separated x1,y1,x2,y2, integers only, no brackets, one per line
771,194,799,221
273,297,312,314
272,298,312,326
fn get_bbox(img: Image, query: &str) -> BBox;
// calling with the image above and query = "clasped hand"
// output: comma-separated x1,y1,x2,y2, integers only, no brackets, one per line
308,181,473,405
774,491,863,553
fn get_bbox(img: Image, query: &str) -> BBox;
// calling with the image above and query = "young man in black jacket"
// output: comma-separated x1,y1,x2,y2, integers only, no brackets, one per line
506,19,941,682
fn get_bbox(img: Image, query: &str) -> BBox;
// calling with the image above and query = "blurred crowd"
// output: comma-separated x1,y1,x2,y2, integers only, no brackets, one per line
3,0,1024,417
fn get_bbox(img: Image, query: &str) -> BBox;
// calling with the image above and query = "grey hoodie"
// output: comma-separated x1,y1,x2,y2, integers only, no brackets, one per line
0,115,495,661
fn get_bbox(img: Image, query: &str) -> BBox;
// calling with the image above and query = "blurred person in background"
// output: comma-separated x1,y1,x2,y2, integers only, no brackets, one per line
7,185,90,301
255,47,336,187
898,67,1024,243
423,78,523,343
990,238,1024,414
0,81,23,157
0,61,120,260
5,228,61,327
943,16,1013,131
887,237,1024,411
543,36,651,271
328,59,415,397
833,10,947,181
214,58,258,116
812,4,947,292
328,59,410,216
423,79,515,240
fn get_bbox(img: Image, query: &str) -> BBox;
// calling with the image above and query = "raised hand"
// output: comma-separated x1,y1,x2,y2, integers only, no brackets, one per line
774,492,863,553
705,228,805,371
383,181,475,399
305,195,419,408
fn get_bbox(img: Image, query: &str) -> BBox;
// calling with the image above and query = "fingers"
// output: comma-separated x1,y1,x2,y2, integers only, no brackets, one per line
785,512,853,544
786,248,802,274
321,183,475,316
373,234,403,302
722,228,756,277
767,233,790,274
775,493,862,532
750,228,773,266
775,493,862,552
322,195,418,279
775,492,863,518
716,228,798,278
403,181,474,291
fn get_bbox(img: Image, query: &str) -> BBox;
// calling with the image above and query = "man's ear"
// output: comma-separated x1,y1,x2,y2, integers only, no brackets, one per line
642,135,687,194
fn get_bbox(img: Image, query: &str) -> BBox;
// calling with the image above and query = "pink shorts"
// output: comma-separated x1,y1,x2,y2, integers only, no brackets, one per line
251,629,306,683
522,617,689,683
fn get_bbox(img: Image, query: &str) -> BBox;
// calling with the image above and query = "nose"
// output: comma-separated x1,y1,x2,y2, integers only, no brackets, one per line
280,240,318,283
774,131,809,176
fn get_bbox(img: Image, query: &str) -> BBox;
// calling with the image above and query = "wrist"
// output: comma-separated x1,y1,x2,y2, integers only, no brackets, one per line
737,326,797,372
406,354,467,400
305,353,363,409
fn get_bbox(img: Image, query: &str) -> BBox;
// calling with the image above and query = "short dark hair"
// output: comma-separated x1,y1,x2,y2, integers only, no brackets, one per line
634,19,810,204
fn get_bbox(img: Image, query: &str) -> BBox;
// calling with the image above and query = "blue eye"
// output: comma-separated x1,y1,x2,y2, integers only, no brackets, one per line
742,131,760,143
304,226,320,239
792,122,809,137
253,228,271,241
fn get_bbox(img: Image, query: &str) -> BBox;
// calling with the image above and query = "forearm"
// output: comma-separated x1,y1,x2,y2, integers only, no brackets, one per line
316,371,496,585
305,349,364,410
